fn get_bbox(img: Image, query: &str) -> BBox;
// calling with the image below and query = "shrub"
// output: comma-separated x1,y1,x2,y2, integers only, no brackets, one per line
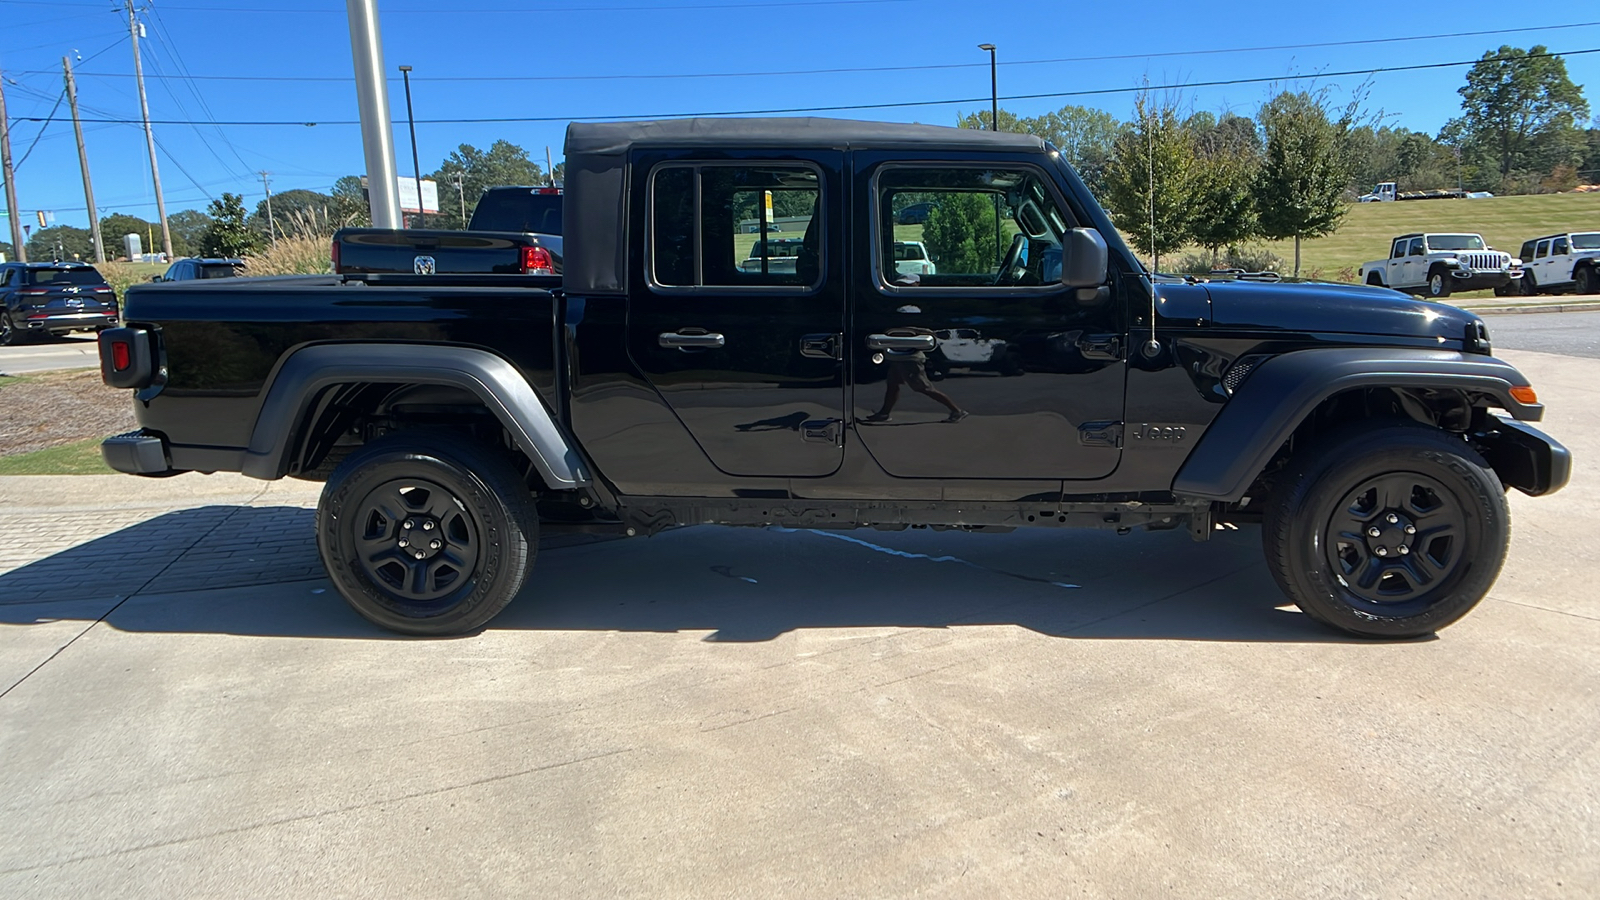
242,235,333,276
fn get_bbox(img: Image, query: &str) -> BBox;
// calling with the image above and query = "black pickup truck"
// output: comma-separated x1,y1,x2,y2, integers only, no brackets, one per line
334,186,562,276
98,118,1569,639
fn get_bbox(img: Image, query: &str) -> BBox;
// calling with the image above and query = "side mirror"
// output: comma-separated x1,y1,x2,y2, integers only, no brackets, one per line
1061,228,1108,290
149,275,162,282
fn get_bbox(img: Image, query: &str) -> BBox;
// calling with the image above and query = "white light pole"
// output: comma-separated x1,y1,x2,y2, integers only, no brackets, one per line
346,0,402,228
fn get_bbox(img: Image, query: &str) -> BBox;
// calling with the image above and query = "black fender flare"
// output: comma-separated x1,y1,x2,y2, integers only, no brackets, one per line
1171,347,1542,502
241,343,591,488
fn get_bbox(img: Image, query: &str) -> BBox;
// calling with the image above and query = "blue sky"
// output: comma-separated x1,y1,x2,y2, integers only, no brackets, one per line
2,0,1597,233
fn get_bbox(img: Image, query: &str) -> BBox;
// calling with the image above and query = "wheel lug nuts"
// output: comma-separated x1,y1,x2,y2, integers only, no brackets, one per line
1397,545,1410,555
429,540,441,550
1375,547,1389,557
1404,524,1416,534
1386,514,1399,524
422,521,435,531
1368,527,1382,538
414,551,426,560
398,538,409,548
403,519,416,529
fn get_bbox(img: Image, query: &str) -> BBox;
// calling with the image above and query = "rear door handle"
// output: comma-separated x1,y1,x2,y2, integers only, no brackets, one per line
867,333,936,351
659,330,725,349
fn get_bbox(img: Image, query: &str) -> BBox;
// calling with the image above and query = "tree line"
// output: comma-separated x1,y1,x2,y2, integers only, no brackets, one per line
959,44,1594,274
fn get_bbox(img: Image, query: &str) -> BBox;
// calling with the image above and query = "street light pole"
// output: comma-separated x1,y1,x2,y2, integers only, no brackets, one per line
398,64,424,228
977,43,997,131
345,0,401,228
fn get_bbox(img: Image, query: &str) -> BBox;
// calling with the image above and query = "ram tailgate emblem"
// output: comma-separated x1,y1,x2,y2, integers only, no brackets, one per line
413,255,436,275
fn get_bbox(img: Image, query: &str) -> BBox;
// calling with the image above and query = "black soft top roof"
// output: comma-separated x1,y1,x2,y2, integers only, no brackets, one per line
562,117,1047,293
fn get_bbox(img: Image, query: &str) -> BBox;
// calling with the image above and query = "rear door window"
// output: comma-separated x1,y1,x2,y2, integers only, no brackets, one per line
648,163,822,289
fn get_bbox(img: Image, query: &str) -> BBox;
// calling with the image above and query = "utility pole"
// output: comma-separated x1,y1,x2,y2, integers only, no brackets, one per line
346,0,402,228
63,56,105,263
0,70,26,262
450,174,465,225
127,0,173,260
259,170,276,243
545,146,555,186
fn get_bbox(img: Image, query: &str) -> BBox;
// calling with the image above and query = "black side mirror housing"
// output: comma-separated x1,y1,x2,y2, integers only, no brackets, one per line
1061,227,1108,291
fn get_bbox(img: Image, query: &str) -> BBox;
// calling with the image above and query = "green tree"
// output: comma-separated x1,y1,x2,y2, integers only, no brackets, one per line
331,175,371,227
1102,96,1196,270
26,225,94,261
427,140,545,230
251,189,334,238
921,191,998,275
1442,45,1589,184
199,193,262,258
167,209,212,257
1256,91,1350,277
1189,151,1259,265
960,104,1122,198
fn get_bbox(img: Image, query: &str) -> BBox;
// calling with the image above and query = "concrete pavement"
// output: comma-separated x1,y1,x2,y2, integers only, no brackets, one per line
0,336,103,375
0,348,1595,898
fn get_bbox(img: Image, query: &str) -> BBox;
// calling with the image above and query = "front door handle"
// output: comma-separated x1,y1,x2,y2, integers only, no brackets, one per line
659,329,725,350
867,333,936,351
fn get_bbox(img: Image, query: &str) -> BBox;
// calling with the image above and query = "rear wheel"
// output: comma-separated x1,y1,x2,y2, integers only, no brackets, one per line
1263,424,1508,639
1520,271,1539,297
0,312,19,346
316,432,539,635
1366,273,1384,287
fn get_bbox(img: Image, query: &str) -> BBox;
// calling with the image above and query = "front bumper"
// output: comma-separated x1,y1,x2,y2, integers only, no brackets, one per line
1449,269,1518,291
23,310,119,333
1476,417,1571,496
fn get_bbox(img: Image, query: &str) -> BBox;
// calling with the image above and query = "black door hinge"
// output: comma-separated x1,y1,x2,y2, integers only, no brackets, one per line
1079,421,1123,448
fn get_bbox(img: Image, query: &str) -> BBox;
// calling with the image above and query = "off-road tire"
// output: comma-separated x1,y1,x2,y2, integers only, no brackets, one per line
1575,266,1596,295
317,431,539,635
1520,271,1539,297
1263,424,1509,639
1426,267,1451,299
1366,273,1384,287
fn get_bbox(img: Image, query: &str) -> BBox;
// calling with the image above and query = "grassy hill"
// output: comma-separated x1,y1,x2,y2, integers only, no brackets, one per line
1249,192,1600,286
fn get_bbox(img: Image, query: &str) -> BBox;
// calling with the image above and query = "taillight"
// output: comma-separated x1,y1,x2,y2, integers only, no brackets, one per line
111,339,131,372
18,287,48,296
522,245,554,275
331,239,341,273
534,187,560,195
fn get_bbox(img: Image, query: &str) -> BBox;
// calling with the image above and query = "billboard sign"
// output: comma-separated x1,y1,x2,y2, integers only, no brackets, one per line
396,178,440,215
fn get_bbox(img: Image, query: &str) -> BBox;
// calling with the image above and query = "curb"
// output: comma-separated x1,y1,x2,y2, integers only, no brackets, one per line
1455,299,1600,315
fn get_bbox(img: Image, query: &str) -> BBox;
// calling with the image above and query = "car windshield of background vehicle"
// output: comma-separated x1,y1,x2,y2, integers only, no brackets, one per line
1429,234,1486,251
199,264,243,279
877,167,1067,289
1572,233,1600,250
650,164,821,289
469,191,563,235
25,268,103,286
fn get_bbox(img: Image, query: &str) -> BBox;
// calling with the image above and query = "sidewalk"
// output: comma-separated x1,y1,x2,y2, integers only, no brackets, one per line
1449,293,1600,315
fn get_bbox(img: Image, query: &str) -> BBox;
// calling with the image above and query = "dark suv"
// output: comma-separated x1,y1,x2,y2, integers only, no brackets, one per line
0,262,118,345
155,258,245,282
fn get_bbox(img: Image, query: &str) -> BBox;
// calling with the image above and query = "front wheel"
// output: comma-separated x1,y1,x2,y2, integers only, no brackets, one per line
1575,266,1596,295
316,432,539,635
1427,269,1451,299
1263,424,1509,639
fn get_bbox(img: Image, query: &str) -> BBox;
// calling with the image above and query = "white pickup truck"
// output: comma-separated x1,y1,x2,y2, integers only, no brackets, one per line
1510,232,1600,296
1359,233,1522,298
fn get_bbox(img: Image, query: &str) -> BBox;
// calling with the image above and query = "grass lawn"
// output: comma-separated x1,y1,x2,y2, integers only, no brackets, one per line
0,438,112,475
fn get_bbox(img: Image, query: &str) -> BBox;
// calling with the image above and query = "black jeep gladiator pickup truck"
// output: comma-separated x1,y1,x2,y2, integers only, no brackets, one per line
98,118,1570,639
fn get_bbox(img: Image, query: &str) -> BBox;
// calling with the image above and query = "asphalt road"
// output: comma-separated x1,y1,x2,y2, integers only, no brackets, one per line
1483,309,1600,358
0,335,102,375
0,347,1595,897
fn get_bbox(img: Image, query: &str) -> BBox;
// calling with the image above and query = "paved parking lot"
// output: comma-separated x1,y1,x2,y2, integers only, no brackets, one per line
1,348,1596,898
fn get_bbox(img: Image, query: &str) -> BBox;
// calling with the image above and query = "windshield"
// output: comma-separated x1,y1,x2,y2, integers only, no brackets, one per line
25,267,104,286
892,243,927,261
198,264,243,279
1428,234,1486,251
468,189,562,235
1572,233,1600,250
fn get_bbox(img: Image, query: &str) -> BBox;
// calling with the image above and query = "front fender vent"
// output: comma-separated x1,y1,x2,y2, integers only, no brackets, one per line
1221,354,1271,396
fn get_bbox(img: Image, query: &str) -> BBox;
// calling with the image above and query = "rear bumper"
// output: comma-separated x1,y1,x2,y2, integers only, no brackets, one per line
102,430,173,475
1477,417,1571,496
23,310,119,332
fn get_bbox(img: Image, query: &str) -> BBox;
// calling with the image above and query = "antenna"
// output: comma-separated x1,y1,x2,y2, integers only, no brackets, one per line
1143,98,1159,357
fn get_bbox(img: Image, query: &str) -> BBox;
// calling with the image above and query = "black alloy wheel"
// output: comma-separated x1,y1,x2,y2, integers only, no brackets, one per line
1520,271,1539,297
0,312,18,347
316,432,539,635
1367,273,1384,287
1264,424,1508,638
1576,267,1595,295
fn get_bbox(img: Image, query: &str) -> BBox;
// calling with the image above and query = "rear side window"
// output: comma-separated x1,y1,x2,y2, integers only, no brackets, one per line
648,163,822,289
469,189,563,235
26,268,104,286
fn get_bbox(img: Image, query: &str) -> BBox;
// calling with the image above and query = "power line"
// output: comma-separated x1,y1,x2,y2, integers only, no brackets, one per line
30,20,1600,84
19,46,1600,128
8,0,917,14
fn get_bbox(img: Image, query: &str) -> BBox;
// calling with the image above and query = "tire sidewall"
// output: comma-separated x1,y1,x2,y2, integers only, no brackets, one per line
1270,428,1508,638
1428,270,1449,298
317,439,531,635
